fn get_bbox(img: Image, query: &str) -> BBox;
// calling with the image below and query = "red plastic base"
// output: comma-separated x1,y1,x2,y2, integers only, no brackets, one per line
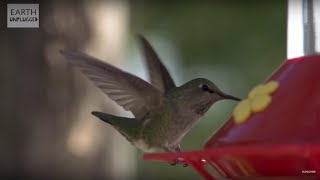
144,144,320,179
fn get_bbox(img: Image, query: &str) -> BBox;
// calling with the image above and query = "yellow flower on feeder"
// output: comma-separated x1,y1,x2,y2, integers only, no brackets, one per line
233,99,251,123
233,81,279,124
248,81,279,99
251,95,271,112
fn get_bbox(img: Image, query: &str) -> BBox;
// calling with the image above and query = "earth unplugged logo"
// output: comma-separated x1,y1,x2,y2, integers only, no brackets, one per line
7,4,39,28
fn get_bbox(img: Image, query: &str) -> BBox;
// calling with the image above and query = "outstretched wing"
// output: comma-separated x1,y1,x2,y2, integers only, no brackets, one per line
61,50,162,119
139,35,176,93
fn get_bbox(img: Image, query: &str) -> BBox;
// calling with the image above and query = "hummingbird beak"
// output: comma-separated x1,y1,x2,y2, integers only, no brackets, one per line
218,92,241,101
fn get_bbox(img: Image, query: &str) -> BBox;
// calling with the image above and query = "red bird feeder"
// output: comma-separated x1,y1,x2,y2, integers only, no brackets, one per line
144,1,320,179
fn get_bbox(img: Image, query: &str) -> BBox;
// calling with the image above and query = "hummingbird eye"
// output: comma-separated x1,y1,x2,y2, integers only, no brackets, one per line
200,84,209,91
199,84,214,94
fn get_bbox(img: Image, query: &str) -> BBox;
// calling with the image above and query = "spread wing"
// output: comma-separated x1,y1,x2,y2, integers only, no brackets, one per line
61,50,162,119
139,35,176,93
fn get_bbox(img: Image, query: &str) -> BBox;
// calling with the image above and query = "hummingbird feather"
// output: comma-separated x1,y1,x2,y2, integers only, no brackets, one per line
139,35,176,93
61,50,163,119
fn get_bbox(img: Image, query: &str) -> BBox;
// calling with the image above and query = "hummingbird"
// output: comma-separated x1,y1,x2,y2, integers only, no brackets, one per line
60,35,240,166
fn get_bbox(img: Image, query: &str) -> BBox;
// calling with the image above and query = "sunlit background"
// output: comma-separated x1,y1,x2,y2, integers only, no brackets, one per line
1,1,286,179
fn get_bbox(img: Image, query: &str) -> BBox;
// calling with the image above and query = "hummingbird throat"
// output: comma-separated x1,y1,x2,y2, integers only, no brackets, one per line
194,101,214,116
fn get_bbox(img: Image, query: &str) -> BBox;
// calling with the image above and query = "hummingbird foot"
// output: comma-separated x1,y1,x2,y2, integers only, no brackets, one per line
168,158,188,167
182,162,188,167
168,159,179,166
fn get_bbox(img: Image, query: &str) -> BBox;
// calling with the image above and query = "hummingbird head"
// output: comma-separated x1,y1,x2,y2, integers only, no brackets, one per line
177,78,241,115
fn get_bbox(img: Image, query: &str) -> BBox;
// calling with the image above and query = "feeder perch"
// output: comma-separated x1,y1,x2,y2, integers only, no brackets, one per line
144,0,320,179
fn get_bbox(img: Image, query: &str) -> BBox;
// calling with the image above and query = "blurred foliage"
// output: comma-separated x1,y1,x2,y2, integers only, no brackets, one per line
130,1,286,179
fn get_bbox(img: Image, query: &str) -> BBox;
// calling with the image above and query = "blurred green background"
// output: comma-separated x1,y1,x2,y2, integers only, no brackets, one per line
1,0,286,179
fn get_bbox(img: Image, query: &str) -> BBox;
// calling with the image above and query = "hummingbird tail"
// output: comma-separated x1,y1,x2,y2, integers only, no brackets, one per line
92,111,116,125
91,111,139,141
91,111,137,126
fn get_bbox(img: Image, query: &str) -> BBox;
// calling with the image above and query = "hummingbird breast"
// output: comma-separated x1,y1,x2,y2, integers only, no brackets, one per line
138,99,206,150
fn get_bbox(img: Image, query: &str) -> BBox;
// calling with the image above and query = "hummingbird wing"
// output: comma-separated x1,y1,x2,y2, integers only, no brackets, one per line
139,35,176,93
61,50,162,119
